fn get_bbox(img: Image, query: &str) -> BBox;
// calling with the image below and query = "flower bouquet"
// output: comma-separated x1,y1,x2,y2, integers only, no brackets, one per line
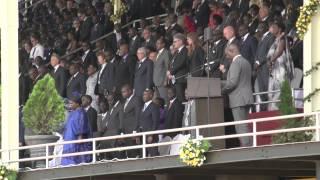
0,165,17,180
179,137,211,167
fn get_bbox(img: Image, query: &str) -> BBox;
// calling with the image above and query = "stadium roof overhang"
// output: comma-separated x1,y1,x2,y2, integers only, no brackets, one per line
19,141,320,180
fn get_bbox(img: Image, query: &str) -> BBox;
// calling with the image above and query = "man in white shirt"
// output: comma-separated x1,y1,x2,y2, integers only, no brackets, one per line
29,33,44,60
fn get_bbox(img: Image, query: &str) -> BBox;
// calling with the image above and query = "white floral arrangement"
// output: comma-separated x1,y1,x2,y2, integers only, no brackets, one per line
179,137,211,167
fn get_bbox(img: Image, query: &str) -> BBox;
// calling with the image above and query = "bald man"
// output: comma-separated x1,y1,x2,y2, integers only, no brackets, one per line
220,25,240,80
222,44,253,147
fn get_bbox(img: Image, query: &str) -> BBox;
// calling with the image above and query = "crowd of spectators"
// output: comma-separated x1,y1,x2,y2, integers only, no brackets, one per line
18,0,304,165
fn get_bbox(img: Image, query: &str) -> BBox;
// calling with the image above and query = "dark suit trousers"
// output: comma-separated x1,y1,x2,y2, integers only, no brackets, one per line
174,82,186,102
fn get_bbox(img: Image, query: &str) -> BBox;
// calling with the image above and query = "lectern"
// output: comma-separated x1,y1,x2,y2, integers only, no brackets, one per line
186,77,225,149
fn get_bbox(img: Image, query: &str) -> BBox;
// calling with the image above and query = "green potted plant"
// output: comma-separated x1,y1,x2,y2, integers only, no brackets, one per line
23,74,66,167
272,80,313,144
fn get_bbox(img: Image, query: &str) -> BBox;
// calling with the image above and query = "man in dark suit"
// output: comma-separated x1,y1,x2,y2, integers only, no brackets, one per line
96,50,116,96
193,0,210,30
78,10,93,42
81,41,98,72
142,26,156,50
66,63,86,99
19,70,32,106
259,3,270,24
137,89,160,157
223,0,238,16
237,0,250,16
222,44,254,147
208,29,227,78
106,24,128,53
164,87,184,138
90,15,106,42
165,13,184,45
167,33,189,102
99,97,122,160
120,84,142,158
254,23,275,111
82,95,98,136
115,42,136,93
128,27,143,56
238,24,258,67
220,25,240,80
134,47,154,99
50,53,68,98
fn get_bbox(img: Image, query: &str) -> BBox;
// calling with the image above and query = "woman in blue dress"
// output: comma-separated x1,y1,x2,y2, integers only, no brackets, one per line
61,93,92,166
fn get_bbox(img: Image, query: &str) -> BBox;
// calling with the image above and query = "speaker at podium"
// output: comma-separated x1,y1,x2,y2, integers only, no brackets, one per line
184,77,225,149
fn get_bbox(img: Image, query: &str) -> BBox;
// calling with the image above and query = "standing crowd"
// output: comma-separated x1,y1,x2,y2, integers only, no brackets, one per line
18,0,304,165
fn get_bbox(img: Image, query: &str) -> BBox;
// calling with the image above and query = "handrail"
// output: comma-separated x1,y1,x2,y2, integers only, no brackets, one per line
61,13,168,59
2,111,316,153
1,112,319,169
19,0,47,12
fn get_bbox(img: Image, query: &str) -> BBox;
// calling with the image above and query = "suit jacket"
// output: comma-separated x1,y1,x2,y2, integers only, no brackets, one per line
79,17,93,42
142,37,156,50
237,0,249,16
66,73,87,99
129,36,143,56
164,99,184,130
101,101,122,136
134,58,154,97
153,49,170,86
19,74,32,106
222,55,253,108
170,46,189,83
90,23,106,42
114,55,136,91
120,95,142,134
223,1,238,16
194,1,210,29
255,32,275,66
86,107,98,132
97,63,116,95
255,32,275,93
189,47,205,77
166,24,184,45
240,34,258,66
248,17,259,35
208,39,227,78
138,102,160,132
106,31,128,53
82,50,98,71
52,66,68,98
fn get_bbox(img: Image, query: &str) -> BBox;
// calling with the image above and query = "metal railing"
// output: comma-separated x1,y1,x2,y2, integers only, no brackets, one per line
252,88,303,105
1,111,319,171
62,13,168,58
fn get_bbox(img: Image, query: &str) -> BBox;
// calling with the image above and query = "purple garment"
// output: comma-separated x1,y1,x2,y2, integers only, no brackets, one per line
158,108,166,130
61,108,92,165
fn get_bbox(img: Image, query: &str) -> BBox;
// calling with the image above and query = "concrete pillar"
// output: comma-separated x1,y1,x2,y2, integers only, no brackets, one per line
0,0,19,169
303,2,320,112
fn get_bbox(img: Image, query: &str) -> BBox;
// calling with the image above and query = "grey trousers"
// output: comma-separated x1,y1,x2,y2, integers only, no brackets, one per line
231,106,252,147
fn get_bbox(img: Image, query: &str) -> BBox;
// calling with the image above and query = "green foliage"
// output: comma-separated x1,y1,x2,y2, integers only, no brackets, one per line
278,80,297,115
23,75,65,135
0,165,18,180
272,80,313,144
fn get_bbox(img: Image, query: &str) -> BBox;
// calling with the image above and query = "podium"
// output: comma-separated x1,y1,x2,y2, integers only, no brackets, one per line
185,77,225,149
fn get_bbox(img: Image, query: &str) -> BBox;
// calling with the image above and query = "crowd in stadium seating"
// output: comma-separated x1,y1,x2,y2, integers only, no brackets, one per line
18,0,304,163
